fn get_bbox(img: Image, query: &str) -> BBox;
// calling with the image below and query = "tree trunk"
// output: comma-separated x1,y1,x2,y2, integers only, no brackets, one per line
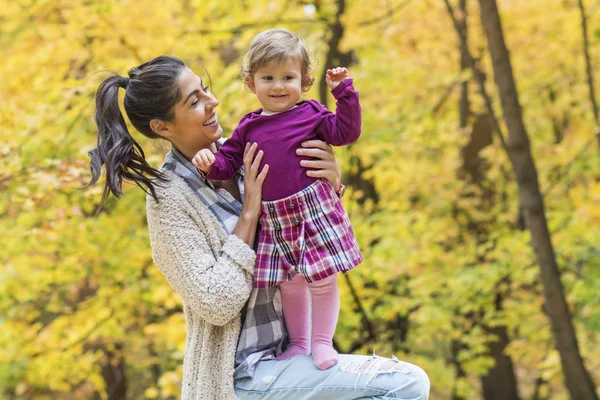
84,338,127,400
451,335,467,400
480,326,520,400
319,0,346,109
101,341,127,400
451,3,470,398
458,0,470,129
319,0,380,356
478,1,599,399
481,293,520,400
450,2,520,398
577,0,600,148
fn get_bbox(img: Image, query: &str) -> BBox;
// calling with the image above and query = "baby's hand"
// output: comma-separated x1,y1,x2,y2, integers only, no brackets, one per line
326,67,351,90
192,148,215,174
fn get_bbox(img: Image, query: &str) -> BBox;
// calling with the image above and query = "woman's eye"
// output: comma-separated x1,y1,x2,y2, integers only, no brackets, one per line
202,85,209,92
191,98,199,106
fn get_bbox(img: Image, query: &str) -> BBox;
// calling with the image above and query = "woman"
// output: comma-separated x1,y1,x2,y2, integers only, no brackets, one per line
87,55,430,399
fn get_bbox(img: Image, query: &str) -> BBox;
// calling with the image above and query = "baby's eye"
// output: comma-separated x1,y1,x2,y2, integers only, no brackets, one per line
263,76,272,81
284,76,293,80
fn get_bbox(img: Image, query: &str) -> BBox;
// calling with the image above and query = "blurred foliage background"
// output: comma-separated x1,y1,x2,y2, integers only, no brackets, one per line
1,0,599,399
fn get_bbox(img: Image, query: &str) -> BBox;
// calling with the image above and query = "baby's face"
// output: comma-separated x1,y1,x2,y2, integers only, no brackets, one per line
248,57,303,114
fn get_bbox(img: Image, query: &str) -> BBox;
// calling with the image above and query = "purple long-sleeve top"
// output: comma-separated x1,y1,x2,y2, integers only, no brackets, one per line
206,79,361,201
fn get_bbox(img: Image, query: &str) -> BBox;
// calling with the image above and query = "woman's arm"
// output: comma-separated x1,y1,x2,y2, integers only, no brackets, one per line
146,144,268,326
147,194,255,326
297,139,342,192
232,142,269,246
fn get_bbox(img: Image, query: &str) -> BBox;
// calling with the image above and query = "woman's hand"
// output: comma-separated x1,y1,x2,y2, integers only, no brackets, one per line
242,142,269,218
233,142,269,247
297,140,342,192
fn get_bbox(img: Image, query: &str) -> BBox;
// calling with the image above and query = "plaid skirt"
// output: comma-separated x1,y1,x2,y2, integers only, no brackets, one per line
254,179,362,288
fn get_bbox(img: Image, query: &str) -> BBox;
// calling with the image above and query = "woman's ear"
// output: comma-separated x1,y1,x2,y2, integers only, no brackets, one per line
150,119,172,138
244,75,256,93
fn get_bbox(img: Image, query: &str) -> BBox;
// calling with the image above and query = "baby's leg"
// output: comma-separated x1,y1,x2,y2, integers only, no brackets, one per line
309,274,340,370
276,275,310,360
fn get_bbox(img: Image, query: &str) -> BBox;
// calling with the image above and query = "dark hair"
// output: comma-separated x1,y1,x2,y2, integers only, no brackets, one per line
85,56,186,212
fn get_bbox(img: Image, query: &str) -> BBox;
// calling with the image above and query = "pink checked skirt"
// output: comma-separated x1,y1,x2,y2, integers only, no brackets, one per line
254,179,362,288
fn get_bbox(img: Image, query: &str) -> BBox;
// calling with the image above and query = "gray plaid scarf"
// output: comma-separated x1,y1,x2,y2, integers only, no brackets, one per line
163,144,287,379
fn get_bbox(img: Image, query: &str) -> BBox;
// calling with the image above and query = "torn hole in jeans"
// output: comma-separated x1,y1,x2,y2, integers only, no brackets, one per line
338,353,411,390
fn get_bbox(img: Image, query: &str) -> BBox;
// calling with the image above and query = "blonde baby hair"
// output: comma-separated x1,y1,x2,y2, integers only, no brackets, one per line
242,28,315,92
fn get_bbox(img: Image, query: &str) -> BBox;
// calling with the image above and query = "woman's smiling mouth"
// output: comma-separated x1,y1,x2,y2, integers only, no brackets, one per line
203,114,218,126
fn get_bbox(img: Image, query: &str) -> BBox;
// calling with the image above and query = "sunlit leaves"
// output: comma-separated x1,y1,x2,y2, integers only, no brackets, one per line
2,0,599,398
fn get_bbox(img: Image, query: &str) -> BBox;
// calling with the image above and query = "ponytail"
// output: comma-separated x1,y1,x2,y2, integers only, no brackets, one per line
85,56,186,213
85,74,166,213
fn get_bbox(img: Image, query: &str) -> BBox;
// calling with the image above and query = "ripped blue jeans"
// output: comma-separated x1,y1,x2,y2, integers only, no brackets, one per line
234,353,430,399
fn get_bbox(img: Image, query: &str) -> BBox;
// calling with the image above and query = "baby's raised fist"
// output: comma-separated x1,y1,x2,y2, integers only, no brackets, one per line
326,67,351,90
192,149,216,174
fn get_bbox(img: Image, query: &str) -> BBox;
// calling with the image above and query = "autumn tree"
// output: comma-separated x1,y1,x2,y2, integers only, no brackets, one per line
477,0,598,398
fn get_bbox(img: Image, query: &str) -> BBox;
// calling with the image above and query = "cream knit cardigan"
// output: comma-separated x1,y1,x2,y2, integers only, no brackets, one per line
146,171,255,400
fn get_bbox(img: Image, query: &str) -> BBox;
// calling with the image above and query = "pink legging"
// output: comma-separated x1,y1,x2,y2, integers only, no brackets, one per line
275,274,340,370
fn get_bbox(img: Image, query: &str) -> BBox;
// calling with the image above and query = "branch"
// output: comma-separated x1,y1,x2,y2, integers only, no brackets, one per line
178,17,328,38
442,0,508,152
319,0,347,109
343,274,376,341
28,312,114,358
542,136,596,197
0,175,12,185
431,78,462,114
357,0,413,27
16,95,83,151
577,0,600,148
53,98,93,158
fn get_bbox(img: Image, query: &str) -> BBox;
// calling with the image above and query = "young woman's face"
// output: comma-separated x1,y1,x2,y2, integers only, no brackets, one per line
248,57,303,114
168,67,223,157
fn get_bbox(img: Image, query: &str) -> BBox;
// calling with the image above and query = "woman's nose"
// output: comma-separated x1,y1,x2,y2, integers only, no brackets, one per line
206,94,219,110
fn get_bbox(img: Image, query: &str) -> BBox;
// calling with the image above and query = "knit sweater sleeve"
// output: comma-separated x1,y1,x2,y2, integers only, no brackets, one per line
146,182,255,327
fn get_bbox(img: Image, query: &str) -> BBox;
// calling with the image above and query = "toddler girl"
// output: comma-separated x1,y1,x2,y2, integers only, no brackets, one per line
193,28,362,370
